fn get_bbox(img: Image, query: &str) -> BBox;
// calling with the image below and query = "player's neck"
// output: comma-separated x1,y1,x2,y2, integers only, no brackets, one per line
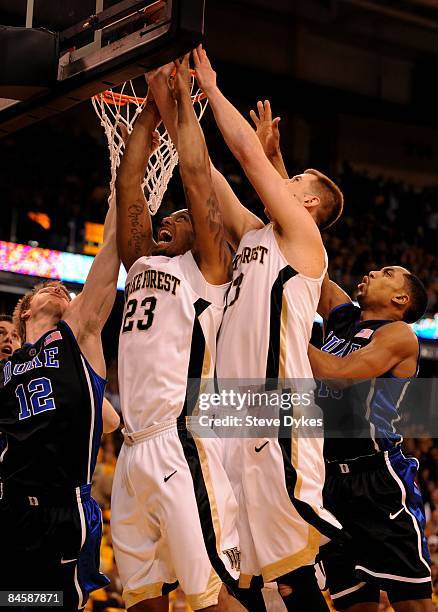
360,306,395,322
25,315,59,345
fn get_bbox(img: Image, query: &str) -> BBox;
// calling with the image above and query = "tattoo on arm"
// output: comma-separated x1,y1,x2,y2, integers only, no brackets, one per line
127,202,147,260
205,191,230,267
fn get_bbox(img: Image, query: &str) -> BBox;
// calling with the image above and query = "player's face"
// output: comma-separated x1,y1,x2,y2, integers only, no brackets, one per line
285,174,319,203
28,284,71,321
0,321,20,359
265,174,320,220
357,266,410,309
154,209,195,256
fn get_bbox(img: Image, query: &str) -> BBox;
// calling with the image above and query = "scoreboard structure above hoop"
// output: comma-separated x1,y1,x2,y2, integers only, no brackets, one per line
0,0,205,136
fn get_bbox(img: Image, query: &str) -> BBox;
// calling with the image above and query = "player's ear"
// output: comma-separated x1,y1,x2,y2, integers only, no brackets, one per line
303,194,320,210
392,292,409,307
21,307,32,322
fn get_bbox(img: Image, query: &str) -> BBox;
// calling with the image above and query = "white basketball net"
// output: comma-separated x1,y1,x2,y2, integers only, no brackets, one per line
92,74,208,215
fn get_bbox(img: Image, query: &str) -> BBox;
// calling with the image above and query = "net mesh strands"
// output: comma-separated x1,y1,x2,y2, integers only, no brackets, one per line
92,72,208,214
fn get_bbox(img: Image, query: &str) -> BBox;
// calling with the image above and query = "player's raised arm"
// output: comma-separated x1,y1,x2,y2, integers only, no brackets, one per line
115,95,161,271
193,45,325,276
317,273,353,320
146,63,178,146
309,322,418,381
148,62,262,249
209,162,263,250
250,99,289,179
67,188,118,322
172,55,231,283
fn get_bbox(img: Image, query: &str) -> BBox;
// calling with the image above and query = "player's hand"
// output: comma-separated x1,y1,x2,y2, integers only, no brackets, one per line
192,44,217,95
145,62,174,84
250,100,281,159
169,53,191,100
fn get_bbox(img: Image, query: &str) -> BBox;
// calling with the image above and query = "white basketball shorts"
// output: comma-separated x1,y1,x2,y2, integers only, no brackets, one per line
242,434,343,583
111,420,240,610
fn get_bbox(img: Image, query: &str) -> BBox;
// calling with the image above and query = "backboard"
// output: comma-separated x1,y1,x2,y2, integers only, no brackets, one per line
0,0,204,135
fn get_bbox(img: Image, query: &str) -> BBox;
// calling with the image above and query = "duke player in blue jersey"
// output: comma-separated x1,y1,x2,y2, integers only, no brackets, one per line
0,181,126,606
308,267,432,611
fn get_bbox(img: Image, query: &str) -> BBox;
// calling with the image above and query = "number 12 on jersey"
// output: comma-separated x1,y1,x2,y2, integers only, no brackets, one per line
16,377,56,420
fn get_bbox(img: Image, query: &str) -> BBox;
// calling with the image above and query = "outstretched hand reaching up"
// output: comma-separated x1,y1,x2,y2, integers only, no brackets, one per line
192,44,217,95
250,100,281,160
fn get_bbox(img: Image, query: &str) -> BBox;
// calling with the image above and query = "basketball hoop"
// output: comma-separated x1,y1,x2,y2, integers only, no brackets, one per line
92,70,208,215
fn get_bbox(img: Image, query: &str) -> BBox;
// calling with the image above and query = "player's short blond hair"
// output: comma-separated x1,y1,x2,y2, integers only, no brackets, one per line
13,280,70,344
304,169,344,230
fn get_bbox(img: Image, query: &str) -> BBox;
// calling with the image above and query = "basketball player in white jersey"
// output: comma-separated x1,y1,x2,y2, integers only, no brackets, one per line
111,59,245,612
193,45,345,610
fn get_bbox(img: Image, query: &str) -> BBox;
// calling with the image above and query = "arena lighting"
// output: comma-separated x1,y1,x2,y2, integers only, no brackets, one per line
412,314,438,341
0,240,126,290
28,211,51,230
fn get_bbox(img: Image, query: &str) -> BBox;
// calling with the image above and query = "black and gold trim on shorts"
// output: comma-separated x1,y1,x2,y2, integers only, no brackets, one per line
278,436,341,540
177,428,237,594
265,265,341,540
123,581,178,608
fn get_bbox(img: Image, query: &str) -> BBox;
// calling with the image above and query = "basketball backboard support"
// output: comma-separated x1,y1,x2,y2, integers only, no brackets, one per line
0,0,204,136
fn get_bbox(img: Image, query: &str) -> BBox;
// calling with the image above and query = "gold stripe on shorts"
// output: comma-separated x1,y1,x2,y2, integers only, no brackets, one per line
238,573,254,589
186,568,222,609
192,434,222,549
123,581,164,608
261,525,320,583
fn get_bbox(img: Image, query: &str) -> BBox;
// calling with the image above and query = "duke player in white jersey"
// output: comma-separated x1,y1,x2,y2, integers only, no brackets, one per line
193,46,345,611
111,60,245,612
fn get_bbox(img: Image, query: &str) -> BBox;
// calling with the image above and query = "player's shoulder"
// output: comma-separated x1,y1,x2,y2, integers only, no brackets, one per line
327,301,360,326
240,213,264,239
373,320,418,351
238,221,268,244
375,320,416,337
274,222,326,278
